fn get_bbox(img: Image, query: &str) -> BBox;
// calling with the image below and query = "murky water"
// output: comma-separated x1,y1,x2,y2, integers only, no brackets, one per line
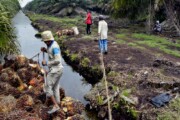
12,11,92,105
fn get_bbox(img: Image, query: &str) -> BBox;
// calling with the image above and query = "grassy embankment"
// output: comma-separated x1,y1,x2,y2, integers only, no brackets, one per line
116,31,180,58
27,13,85,32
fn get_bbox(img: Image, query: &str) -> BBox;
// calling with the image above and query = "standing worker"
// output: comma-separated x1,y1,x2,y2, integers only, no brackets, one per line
40,30,63,114
85,10,92,34
98,15,108,54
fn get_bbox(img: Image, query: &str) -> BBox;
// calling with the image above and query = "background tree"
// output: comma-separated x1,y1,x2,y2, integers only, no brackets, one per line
0,0,20,56
163,0,180,36
111,0,180,35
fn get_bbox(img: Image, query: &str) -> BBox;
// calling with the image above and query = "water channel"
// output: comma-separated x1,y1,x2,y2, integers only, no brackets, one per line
12,10,96,119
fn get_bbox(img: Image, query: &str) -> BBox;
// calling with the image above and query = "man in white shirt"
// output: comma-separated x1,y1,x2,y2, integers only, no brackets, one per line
41,30,63,114
98,15,108,54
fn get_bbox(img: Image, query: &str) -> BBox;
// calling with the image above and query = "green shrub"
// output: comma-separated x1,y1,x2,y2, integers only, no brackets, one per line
80,57,90,67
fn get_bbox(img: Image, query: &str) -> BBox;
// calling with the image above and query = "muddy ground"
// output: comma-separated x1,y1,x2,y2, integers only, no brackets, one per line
31,16,180,120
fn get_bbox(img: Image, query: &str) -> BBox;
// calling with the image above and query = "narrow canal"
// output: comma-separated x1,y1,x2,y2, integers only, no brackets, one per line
12,10,96,119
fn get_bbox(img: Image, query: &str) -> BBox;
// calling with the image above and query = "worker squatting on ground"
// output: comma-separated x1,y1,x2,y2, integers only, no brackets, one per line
40,30,63,114
153,20,162,34
98,15,108,54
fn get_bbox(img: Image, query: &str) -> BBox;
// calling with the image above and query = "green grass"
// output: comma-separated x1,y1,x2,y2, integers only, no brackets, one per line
116,39,126,44
121,89,131,97
157,98,180,120
80,57,90,67
70,54,78,62
116,33,127,39
97,95,104,105
127,42,145,50
132,33,180,57
107,71,119,77
81,35,94,40
128,42,137,46
29,13,83,28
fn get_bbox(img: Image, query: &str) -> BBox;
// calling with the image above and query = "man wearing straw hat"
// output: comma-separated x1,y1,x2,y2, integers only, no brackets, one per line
41,30,63,114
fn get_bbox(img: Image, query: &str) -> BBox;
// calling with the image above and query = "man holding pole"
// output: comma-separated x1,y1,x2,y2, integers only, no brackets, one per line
40,30,63,114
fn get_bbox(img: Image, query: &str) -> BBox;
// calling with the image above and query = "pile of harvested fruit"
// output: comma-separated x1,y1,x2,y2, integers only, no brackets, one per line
0,55,85,120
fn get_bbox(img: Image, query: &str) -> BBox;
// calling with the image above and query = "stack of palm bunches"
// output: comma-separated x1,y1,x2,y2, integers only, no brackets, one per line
56,28,74,37
61,97,85,118
0,82,21,97
0,55,85,119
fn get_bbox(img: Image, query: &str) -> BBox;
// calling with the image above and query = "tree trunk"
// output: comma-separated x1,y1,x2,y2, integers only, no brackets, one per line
146,0,155,34
163,0,180,36
154,0,161,10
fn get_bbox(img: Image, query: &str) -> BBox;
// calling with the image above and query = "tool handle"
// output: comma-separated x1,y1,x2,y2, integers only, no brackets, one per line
43,51,45,60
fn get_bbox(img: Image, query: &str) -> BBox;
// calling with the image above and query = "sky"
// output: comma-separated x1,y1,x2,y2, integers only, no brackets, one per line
19,0,33,7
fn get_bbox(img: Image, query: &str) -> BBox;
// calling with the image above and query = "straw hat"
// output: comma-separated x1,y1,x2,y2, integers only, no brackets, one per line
41,31,54,41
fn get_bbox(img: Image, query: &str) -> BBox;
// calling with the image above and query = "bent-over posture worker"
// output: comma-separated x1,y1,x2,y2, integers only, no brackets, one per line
41,30,63,114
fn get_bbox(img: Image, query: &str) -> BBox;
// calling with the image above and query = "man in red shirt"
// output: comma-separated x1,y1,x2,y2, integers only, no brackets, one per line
85,10,92,34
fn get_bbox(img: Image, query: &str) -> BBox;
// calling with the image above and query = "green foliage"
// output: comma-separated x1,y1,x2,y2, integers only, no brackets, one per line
117,90,139,119
112,85,118,91
97,95,104,105
25,0,91,13
122,89,131,97
111,0,164,20
91,65,101,72
0,0,20,55
170,98,180,112
157,112,180,120
64,50,70,55
80,57,90,67
1,0,20,16
107,71,118,77
111,0,150,19
70,53,79,62
113,102,120,109
128,107,138,119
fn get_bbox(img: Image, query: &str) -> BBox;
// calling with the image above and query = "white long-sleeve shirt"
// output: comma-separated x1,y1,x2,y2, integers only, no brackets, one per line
47,41,63,73
98,20,108,39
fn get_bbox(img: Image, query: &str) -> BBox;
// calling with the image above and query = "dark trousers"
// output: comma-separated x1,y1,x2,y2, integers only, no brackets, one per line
86,24,91,34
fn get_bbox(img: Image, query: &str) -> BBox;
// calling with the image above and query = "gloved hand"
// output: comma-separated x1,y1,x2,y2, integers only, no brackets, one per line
41,47,47,52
